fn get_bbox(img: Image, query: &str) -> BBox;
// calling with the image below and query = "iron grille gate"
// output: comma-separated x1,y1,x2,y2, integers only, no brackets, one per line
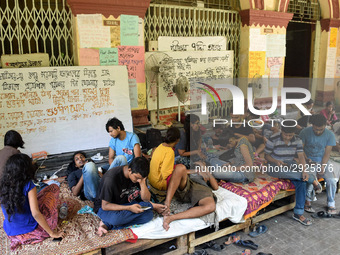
144,4,240,117
0,0,74,67
287,0,321,23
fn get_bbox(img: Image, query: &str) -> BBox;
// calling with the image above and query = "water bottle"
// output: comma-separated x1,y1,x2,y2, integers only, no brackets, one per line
59,202,68,219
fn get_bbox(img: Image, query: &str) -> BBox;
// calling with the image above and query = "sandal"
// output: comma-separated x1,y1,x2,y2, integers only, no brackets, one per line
304,205,315,213
248,225,268,238
193,249,208,255
292,214,312,226
224,234,240,246
234,240,259,250
327,207,338,215
311,211,332,218
201,241,225,251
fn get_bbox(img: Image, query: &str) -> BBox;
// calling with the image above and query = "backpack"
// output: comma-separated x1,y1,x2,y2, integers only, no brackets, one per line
146,128,163,151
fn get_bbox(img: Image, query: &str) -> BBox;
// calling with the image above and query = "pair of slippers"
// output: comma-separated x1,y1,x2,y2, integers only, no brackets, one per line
312,210,340,218
248,225,268,237
201,241,225,251
224,233,240,246
234,239,259,250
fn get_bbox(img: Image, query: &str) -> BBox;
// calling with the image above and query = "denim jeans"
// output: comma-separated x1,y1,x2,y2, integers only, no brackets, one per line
306,162,339,207
267,160,315,215
97,201,153,230
101,155,128,173
209,157,248,183
83,162,100,201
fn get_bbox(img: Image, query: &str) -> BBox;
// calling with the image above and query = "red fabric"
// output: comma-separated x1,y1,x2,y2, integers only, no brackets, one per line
8,184,60,251
126,230,138,243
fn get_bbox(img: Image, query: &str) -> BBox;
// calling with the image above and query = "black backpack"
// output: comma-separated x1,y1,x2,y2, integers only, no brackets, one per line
146,128,163,151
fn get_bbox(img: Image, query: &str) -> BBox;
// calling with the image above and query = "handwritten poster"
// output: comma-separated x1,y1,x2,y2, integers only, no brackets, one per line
249,29,267,51
269,65,281,87
158,36,227,51
145,51,234,110
249,51,266,78
1,53,49,69
329,27,338,48
267,57,284,68
118,46,145,83
336,57,340,77
128,79,138,108
79,48,100,66
100,48,118,66
120,15,139,46
325,47,337,86
0,66,133,155
77,14,110,48
266,34,286,57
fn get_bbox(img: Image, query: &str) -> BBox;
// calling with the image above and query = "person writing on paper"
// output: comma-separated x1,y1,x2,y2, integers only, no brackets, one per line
320,101,338,126
0,154,65,250
94,157,166,236
106,117,141,170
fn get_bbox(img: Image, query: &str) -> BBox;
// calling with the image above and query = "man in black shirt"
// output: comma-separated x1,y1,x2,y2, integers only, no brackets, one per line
94,157,166,236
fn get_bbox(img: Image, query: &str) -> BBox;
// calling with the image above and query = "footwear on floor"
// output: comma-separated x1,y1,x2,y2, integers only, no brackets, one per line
327,207,338,215
201,241,225,251
311,211,332,218
193,249,208,255
248,225,268,238
234,240,259,250
292,214,312,226
304,205,315,213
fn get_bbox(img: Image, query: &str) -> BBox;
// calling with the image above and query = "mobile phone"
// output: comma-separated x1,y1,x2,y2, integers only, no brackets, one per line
140,206,151,210
52,237,63,242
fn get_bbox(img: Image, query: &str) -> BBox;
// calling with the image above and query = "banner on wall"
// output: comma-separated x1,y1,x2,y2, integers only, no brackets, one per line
146,50,233,110
0,66,132,155
158,36,227,51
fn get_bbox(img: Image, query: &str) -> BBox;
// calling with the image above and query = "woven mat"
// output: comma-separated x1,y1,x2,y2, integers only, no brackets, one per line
0,182,135,255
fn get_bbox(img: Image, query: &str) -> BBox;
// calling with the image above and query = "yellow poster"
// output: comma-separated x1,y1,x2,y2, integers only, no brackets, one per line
249,51,266,78
329,27,338,48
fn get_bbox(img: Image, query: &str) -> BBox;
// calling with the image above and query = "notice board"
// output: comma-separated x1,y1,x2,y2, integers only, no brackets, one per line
0,66,133,155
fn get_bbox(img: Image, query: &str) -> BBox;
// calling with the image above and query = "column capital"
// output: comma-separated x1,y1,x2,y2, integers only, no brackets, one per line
239,9,293,28
321,18,340,32
66,0,151,18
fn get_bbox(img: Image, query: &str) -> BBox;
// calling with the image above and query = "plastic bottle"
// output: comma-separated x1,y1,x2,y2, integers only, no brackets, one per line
59,202,68,219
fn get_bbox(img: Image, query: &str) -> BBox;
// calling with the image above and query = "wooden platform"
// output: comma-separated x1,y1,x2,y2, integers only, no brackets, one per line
99,189,296,255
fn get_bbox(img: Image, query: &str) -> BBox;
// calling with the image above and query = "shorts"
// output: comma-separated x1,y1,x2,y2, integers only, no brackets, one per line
175,178,215,207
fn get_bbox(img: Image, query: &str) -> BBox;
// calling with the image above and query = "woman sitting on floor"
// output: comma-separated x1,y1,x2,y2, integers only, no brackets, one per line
210,133,255,183
0,154,65,250
175,114,206,169
320,101,338,126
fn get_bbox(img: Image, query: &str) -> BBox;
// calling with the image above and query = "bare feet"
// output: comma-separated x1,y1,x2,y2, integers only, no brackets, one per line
151,202,167,214
97,221,108,237
163,215,173,231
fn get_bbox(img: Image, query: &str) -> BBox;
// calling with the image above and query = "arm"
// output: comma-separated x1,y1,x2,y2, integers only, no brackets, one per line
178,149,199,157
28,187,64,238
265,153,285,166
108,147,116,165
297,152,308,181
71,175,84,196
138,177,151,201
101,200,143,213
234,133,255,144
133,143,141,158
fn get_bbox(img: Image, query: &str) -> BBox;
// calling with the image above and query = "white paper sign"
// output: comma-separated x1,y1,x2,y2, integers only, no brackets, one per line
249,29,267,51
146,51,233,110
158,36,227,51
336,57,340,77
266,34,286,57
0,66,132,155
77,14,111,48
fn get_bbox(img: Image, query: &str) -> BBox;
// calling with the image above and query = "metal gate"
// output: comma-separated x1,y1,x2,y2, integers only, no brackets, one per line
144,4,241,76
0,0,74,67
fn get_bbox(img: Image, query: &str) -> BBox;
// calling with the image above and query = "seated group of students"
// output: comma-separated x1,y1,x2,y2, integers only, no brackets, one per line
0,100,339,249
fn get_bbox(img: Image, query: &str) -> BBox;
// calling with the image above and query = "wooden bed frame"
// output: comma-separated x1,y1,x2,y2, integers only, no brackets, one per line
95,190,296,255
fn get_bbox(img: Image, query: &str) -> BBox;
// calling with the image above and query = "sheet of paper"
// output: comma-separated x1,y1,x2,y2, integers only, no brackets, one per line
79,48,100,66
128,79,138,108
120,15,139,46
100,48,118,66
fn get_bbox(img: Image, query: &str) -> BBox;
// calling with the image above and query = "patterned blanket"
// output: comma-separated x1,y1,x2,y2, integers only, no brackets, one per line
219,174,295,219
0,182,135,255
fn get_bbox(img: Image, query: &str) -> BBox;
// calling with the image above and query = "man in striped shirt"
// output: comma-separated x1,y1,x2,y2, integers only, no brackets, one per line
264,122,321,226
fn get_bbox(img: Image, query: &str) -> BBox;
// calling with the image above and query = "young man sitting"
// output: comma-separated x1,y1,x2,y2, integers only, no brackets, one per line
94,157,166,236
105,117,141,170
149,127,217,231
66,151,100,201
264,122,321,226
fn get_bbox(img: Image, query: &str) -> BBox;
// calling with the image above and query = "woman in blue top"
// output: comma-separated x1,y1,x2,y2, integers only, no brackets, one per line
0,154,65,250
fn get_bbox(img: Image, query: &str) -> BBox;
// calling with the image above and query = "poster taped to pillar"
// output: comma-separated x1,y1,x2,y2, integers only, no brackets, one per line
145,50,233,110
158,36,227,51
0,66,133,155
